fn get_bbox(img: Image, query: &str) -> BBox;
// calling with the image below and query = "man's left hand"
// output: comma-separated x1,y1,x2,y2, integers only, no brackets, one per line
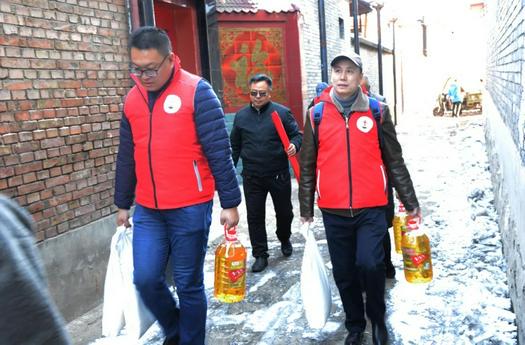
286,143,296,157
220,207,239,230
407,207,422,223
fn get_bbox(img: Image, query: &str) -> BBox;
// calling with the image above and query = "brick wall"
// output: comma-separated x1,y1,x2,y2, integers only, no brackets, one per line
0,0,130,241
486,0,525,342
298,0,353,113
486,0,525,163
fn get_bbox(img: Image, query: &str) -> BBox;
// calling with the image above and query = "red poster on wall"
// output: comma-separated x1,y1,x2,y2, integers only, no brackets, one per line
219,27,287,111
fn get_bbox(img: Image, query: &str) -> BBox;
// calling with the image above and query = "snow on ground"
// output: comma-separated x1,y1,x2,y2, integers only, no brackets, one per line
90,113,517,345
385,113,517,345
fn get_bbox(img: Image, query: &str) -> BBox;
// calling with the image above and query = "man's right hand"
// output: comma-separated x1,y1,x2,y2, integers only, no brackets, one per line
117,209,131,227
300,216,313,224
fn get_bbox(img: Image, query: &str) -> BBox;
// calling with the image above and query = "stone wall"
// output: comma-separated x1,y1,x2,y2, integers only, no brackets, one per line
485,0,525,343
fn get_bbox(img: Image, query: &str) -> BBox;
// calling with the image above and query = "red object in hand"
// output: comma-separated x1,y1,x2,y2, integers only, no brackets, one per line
271,111,300,182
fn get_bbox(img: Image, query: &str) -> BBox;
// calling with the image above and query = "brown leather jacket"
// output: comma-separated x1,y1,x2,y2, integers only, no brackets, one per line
298,89,419,218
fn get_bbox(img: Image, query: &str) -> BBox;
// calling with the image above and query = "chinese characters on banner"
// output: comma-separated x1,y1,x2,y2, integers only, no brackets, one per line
219,27,287,111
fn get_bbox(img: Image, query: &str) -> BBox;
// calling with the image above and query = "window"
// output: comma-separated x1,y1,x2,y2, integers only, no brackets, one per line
339,18,345,39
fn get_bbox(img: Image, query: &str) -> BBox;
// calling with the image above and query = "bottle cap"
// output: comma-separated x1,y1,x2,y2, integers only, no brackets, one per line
224,225,238,241
406,218,419,231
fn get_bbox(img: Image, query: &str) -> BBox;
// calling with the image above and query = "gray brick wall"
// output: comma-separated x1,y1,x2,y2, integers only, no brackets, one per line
486,0,525,163
486,1,525,343
298,0,353,114
297,1,394,116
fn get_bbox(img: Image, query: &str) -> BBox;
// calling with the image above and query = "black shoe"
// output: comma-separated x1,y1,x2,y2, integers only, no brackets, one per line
281,240,293,257
385,264,396,279
372,323,389,345
251,256,268,272
345,331,363,345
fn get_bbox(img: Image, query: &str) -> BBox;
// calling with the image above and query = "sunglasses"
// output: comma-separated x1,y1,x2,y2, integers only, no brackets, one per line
250,90,268,97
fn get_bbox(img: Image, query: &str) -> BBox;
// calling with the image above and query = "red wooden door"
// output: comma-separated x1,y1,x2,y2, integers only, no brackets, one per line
154,0,200,75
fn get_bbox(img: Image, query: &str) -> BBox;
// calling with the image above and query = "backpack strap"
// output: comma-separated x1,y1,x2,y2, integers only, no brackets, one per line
311,101,324,149
311,98,384,149
368,97,384,149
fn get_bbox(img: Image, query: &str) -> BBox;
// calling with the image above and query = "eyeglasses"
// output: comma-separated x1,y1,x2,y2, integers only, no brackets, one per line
250,90,268,97
130,55,169,78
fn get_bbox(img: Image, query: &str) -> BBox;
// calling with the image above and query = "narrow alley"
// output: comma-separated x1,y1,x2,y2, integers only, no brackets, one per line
85,112,518,345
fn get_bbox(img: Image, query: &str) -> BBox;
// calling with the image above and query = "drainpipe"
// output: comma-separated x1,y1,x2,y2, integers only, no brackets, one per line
352,0,360,53
374,2,384,95
318,0,328,83
126,0,140,32
391,18,398,125
140,0,155,26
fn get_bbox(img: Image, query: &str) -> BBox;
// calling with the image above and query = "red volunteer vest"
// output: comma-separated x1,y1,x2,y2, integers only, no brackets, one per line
124,67,215,209
313,102,388,209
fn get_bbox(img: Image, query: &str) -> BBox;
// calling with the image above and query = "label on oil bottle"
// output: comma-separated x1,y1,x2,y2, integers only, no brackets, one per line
227,260,246,283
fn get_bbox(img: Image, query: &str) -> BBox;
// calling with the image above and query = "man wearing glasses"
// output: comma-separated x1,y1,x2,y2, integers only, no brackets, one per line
114,27,241,345
230,74,302,273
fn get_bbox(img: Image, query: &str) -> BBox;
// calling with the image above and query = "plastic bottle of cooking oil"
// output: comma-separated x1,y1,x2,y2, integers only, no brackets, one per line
214,225,247,303
402,218,433,283
392,203,407,254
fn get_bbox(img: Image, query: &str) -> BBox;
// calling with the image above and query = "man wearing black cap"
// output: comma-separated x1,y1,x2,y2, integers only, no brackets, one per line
299,52,421,345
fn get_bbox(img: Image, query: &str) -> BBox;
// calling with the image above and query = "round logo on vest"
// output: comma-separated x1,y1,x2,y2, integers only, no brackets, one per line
356,116,374,133
164,94,182,114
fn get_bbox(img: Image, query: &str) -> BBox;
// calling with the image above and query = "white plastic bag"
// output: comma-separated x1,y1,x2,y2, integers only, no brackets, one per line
102,222,155,339
300,223,332,329
101,226,126,337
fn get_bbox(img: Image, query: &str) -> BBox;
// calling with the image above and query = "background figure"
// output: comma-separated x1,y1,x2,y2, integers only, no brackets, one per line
115,27,241,345
308,81,329,109
0,194,71,345
360,75,386,102
230,73,302,273
447,80,463,117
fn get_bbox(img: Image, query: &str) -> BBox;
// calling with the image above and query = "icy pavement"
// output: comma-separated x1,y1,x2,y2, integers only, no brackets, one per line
90,113,517,345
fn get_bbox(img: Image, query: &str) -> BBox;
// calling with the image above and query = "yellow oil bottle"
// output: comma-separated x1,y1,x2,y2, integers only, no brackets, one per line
402,218,433,283
214,226,247,303
392,203,407,254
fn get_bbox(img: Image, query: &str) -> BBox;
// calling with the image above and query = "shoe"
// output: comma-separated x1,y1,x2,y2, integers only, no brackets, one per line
372,323,389,345
281,240,293,257
251,256,268,272
385,264,396,279
344,331,363,345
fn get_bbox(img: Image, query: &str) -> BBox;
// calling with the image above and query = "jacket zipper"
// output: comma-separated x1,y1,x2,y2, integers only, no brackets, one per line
193,160,203,192
136,86,159,208
345,114,353,216
148,110,159,208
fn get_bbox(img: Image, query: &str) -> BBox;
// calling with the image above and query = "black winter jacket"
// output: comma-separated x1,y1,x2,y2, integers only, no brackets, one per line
230,101,302,177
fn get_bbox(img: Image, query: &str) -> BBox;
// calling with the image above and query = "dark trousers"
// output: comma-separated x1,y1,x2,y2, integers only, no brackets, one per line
452,101,462,116
383,230,393,267
132,202,212,345
242,171,293,258
322,208,387,333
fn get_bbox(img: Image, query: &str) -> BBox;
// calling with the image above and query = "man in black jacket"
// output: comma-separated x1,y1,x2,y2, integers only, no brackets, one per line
230,74,302,272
